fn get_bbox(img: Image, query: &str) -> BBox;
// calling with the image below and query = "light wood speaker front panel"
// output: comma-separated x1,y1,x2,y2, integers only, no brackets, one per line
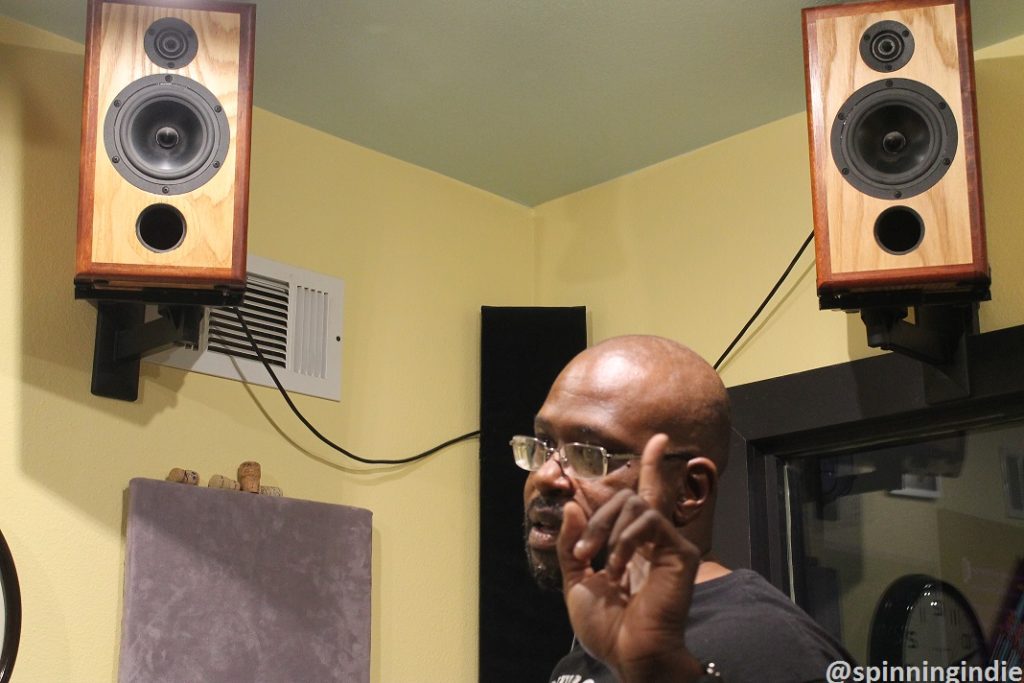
76,0,254,293
803,0,987,299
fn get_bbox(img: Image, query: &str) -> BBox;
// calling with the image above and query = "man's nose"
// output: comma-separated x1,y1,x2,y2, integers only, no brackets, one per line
529,451,574,494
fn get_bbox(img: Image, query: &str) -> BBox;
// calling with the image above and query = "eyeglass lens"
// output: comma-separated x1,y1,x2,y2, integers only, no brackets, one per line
510,437,607,478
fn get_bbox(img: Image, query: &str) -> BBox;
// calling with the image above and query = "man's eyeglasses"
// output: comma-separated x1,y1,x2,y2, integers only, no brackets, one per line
510,435,638,479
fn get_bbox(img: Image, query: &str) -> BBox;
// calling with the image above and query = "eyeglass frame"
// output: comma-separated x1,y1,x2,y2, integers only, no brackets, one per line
510,435,686,479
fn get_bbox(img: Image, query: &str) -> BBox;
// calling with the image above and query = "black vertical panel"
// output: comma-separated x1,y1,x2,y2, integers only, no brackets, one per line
479,306,587,683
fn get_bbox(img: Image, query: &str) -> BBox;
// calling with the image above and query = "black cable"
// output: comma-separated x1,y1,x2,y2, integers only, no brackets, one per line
234,230,810,459
713,230,815,370
231,307,479,465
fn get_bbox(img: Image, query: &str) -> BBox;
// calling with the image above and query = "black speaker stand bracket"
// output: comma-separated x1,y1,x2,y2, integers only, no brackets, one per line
860,302,980,404
89,302,205,402
76,283,243,401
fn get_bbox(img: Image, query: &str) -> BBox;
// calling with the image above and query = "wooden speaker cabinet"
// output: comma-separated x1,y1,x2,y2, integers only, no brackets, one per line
76,0,255,305
803,0,989,310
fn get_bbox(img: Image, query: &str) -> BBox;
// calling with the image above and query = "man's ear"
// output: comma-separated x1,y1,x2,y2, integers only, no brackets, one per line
672,457,717,526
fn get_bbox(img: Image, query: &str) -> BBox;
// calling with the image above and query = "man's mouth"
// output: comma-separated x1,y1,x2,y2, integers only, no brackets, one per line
523,497,574,591
528,522,560,550
526,502,564,551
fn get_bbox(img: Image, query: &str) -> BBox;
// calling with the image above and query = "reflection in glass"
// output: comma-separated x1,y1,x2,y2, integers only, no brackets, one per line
783,421,1024,665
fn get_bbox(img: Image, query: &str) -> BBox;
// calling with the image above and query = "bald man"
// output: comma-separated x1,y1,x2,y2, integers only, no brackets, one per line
514,336,851,682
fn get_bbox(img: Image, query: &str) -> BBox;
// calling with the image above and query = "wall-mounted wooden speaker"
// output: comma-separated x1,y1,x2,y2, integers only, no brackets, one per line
803,0,989,310
76,0,255,305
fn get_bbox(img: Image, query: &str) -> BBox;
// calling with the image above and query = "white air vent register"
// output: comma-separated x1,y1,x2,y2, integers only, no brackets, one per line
147,255,343,401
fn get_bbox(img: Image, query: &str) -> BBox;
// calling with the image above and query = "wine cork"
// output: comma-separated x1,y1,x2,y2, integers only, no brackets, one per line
166,468,199,485
208,474,241,490
237,461,261,493
259,486,283,497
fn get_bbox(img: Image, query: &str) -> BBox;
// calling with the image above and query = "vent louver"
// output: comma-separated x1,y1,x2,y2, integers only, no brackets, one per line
209,274,290,368
294,285,329,378
146,255,343,401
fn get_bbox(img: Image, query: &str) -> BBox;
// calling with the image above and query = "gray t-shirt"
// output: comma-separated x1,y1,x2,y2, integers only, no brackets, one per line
548,569,853,683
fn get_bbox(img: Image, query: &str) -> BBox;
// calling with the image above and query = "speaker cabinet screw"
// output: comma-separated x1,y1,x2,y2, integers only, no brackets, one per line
164,75,172,83
894,191,903,198
113,99,121,108
112,156,120,164
213,161,220,168
162,186,169,194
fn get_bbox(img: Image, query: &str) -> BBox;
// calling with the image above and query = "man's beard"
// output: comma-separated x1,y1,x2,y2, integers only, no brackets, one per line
523,496,565,592
523,497,608,592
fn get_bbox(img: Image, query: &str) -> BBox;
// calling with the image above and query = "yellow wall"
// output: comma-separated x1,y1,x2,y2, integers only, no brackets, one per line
533,36,1024,387
1,16,531,682
533,111,849,387
3,12,1024,683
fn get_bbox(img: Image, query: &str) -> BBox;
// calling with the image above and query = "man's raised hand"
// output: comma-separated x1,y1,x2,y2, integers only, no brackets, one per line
556,433,705,683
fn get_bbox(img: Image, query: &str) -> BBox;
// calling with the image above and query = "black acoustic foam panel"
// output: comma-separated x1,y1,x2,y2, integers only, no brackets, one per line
479,306,587,683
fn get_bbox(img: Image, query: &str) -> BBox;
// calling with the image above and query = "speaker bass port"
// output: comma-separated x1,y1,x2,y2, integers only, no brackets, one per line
831,78,957,200
874,206,924,255
103,74,230,196
136,203,186,253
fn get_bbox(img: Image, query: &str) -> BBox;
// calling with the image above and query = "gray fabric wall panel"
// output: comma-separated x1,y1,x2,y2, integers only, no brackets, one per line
119,478,372,683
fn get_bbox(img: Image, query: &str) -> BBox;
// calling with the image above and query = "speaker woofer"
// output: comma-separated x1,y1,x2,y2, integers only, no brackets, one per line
831,78,957,200
144,17,198,69
104,74,230,195
125,96,214,181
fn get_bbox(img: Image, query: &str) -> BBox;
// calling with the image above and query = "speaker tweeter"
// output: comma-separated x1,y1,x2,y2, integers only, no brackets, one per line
860,20,915,72
144,17,198,69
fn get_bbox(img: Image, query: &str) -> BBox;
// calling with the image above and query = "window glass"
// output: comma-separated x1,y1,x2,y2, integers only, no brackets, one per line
785,421,1024,665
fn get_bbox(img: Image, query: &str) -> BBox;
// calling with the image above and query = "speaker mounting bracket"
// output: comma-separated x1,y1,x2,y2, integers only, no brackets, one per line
861,303,978,403
90,302,204,401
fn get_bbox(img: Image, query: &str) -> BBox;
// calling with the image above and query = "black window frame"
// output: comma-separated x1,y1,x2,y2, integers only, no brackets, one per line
719,324,1024,604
